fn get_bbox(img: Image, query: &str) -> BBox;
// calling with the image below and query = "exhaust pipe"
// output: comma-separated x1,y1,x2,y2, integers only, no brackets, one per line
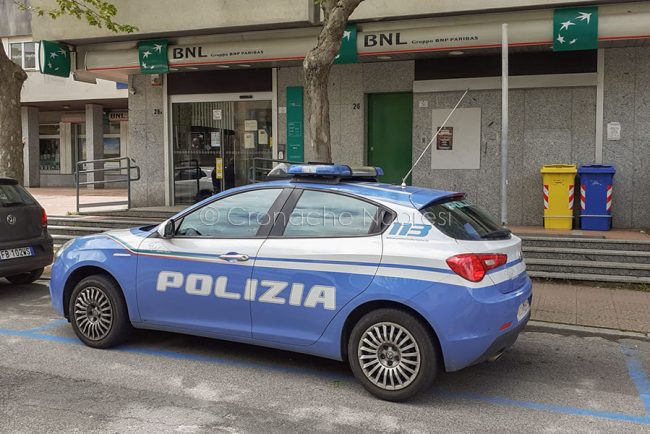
487,350,505,363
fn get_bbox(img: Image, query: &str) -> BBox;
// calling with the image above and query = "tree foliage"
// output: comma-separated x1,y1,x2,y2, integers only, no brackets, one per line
0,1,136,183
17,0,138,33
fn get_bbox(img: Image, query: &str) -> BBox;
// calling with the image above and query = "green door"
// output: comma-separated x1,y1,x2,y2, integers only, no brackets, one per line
367,93,413,185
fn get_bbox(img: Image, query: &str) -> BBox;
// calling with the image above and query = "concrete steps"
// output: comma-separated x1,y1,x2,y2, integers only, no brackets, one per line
520,234,650,285
527,271,650,285
521,235,650,252
48,215,161,248
82,209,178,220
522,246,650,264
525,258,650,278
48,216,161,229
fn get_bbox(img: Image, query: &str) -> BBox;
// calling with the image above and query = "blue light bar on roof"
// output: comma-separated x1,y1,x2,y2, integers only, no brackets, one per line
286,165,385,178
287,164,353,176
350,166,384,177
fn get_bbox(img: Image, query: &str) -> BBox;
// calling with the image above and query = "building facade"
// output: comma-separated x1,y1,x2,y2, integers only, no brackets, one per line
1,0,128,188
28,0,650,228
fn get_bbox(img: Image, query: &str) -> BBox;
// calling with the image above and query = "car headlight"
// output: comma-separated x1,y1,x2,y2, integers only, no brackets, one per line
55,239,74,259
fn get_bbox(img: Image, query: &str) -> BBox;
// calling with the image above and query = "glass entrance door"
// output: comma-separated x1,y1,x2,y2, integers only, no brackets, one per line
171,99,273,205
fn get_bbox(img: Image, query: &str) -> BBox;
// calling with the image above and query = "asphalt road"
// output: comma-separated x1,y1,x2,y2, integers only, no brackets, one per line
1,280,649,433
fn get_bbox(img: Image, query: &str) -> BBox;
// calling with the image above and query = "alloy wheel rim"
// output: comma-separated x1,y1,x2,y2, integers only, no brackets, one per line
358,322,421,391
74,287,113,341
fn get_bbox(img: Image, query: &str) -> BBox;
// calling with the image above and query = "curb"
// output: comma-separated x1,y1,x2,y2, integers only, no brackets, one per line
526,320,650,341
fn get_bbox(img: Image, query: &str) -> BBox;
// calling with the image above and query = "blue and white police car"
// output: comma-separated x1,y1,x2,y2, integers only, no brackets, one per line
50,164,531,401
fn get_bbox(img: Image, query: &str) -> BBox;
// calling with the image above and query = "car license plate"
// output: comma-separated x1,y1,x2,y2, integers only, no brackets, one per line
517,299,531,321
0,247,34,261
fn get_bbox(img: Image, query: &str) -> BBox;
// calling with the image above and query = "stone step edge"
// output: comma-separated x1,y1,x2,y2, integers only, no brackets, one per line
528,270,650,284
523,246,650,257
525,258,650,271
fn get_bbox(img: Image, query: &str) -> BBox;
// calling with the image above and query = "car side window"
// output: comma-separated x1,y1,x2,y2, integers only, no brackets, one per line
176,188,282,238
282,190,379,238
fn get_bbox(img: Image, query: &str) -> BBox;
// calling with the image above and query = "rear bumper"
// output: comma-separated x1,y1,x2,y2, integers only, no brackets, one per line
410,273,533,372
467,311,530,367
0,235,54,278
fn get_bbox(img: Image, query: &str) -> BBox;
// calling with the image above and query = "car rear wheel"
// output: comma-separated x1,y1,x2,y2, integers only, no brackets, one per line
5,267,44,284
348,308,437,401
69,275,132,348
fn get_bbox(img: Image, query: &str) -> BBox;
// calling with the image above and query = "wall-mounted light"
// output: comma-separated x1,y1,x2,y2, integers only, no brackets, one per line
449,51,465,56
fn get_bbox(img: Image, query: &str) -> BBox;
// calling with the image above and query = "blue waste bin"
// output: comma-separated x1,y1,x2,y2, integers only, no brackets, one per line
578,165,616,231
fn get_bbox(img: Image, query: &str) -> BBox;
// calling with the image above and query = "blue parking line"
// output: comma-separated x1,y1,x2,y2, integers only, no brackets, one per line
621,343,650,415
437,389,650,425
0,324,649,426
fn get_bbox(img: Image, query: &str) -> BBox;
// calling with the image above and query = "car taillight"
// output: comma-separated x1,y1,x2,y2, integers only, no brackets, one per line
40,208,48,228
446,253,508,282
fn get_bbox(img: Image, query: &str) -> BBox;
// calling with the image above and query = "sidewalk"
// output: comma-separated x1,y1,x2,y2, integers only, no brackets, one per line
531,280,650,333
29,187,127,215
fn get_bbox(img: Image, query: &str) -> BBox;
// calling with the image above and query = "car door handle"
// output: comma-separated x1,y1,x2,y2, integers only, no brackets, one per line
219,253,249,262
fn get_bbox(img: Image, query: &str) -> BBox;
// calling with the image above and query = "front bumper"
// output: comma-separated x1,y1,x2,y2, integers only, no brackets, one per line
0,235,54,278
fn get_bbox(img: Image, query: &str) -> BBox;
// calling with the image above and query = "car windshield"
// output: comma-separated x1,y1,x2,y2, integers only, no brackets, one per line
0,183,36,207
421,197,510,241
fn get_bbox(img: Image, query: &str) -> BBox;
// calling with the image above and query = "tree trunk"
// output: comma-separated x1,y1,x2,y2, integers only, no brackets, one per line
303,0,363,163
0,43,27,184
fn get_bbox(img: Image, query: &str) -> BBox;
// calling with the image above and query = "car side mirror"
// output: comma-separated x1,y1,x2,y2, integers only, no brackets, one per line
157,219,175,238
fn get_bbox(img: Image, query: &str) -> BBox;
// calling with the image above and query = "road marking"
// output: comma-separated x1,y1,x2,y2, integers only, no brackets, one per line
621,343,650,415
0,324,649,426
438,390,650,425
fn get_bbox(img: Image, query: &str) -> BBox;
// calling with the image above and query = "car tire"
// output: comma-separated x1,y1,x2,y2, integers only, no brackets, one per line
5,267,44,284
348,308,438,401
69,275,132,349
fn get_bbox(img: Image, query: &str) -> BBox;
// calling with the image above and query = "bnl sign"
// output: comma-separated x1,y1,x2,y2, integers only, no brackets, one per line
363,32,408,48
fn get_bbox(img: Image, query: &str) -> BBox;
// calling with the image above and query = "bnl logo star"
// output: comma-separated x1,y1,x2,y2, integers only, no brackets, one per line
556,11,593,46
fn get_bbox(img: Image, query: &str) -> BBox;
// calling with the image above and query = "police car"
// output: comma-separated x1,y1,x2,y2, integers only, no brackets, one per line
50,164,531,401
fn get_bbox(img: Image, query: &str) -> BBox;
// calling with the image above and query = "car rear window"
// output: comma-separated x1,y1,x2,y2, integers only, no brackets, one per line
421,198,510,241
0,184,36,207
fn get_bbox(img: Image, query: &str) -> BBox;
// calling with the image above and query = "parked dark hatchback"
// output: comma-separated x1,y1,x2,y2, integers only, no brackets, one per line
0,178,53,284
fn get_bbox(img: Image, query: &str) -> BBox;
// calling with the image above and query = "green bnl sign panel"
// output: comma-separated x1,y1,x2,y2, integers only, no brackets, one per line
553,7,598,52
286,86,304,162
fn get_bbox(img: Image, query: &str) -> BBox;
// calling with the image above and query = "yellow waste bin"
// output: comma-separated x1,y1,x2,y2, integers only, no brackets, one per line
540,164,577,230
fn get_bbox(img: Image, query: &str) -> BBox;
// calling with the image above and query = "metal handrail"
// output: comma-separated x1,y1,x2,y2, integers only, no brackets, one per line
75,157,141,212
251,157,303,183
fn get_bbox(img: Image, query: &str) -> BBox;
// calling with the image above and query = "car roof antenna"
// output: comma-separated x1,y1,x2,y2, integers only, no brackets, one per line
400,88,469,188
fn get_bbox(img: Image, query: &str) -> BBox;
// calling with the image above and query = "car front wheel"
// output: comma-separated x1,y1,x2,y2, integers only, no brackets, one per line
348,308,438,401
69,275,132,348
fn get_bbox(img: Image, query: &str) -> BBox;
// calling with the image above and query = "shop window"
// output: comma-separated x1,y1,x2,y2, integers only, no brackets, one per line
10,42,37,70
73,122,122,164
39,124,61,172
171,99,273,205
103,122,121,159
